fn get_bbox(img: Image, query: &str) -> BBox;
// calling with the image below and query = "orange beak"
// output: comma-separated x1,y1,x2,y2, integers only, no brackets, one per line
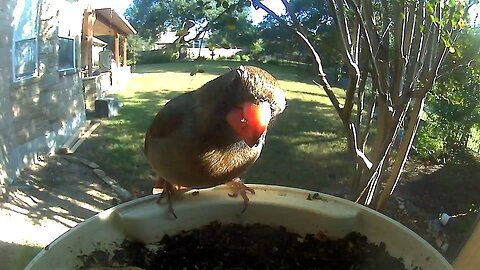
226,101,272,147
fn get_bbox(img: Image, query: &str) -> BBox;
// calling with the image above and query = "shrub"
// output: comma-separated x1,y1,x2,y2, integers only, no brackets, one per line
137,50,176,64
240,54,250,61
230,55,242,61
414,119,445,162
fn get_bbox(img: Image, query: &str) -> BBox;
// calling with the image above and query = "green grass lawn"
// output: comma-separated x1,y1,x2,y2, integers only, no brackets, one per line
76,60,354,195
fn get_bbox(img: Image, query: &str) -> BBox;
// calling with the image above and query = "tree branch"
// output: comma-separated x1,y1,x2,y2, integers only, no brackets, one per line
391,2,406,103
173,5,233,49
376,97,425,209
403,3,428,97
356,71,367,134
327,0,360,121
410,13,435,94
349,123,374,170
357,98,411,205
345,0,388,99
361,92,376,151
253,0,343,118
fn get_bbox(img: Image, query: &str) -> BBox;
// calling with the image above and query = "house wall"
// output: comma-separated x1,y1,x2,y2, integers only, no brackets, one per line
0,0,86,190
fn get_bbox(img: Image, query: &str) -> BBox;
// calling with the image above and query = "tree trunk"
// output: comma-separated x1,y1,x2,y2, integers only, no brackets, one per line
376,97,426,210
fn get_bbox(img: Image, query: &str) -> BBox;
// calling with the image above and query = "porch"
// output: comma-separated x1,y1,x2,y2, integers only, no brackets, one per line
81,8,136,110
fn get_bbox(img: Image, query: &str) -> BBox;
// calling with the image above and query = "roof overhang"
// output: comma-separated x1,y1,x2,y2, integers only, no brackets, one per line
92,37,108,47
93,8,137,36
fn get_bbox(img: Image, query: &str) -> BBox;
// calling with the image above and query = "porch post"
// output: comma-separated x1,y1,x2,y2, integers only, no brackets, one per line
83,9,96,76
114,32,120,67
122,36,127,66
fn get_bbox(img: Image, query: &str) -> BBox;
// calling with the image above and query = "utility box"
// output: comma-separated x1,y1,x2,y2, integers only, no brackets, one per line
95,97,120,118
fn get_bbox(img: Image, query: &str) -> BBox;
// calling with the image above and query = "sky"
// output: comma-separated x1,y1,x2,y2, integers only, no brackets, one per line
108,1,478,26
471,3,480,26
90,0,132,14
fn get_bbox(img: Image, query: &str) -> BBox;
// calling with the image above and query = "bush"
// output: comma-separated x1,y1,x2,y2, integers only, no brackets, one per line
230,55,242,61
414,120,445,162
126,59,136,66
137,50,176,64
240,54,251,61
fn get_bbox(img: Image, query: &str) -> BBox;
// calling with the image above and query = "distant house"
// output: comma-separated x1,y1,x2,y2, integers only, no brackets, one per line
187,40,242,60
155,29,242,60
0,0,136,193
155,30,178,49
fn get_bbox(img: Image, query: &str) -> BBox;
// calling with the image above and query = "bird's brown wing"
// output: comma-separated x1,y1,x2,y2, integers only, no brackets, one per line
144,102,184,155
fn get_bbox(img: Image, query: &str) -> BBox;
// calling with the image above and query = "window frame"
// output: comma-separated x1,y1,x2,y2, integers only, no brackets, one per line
11,0,41,82
57,36,76,72
57,1,77,73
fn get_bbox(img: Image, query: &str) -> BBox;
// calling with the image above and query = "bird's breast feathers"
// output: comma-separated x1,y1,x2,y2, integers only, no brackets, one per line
200,141,263,178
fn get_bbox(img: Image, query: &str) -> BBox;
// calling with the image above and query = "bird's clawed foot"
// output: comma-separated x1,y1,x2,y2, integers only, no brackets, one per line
155,178,177,219
228,178,255,213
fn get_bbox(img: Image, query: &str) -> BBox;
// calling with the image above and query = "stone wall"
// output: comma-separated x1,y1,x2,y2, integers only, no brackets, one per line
0,0,87,190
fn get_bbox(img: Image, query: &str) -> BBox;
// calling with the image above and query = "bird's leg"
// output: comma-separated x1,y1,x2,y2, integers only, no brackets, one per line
228,178,255,213
155,178,177,219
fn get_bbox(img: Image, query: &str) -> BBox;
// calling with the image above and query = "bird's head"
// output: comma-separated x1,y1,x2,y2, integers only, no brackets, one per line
225,66,286,147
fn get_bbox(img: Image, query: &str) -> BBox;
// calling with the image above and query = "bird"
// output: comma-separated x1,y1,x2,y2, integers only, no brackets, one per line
144,65,286,217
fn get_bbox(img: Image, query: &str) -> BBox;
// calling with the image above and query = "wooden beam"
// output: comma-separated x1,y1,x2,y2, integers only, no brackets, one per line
122,36,127,66
95,12,128,36
114,33,120,67
69,122,101,153
58,120,91,154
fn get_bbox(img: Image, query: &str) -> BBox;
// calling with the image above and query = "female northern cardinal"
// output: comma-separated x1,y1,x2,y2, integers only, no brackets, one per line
144,66,286,217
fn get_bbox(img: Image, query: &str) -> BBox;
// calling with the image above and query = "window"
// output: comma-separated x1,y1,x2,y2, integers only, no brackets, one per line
193,40,202,48
12,0,40,81
58,37,75,71
57,2,76,71
14,38,37,79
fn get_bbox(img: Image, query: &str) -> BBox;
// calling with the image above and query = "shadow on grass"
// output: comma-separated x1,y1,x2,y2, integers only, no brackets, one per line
75,91,181,194
244,97,353,191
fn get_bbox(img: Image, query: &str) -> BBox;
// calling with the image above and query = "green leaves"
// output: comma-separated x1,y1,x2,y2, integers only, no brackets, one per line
207,44,216,51
224,15,237,30
418,30,480,158
215,0,230,9
176,28,188,37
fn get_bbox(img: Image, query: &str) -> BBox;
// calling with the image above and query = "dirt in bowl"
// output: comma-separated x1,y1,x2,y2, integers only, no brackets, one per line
78,221,417,270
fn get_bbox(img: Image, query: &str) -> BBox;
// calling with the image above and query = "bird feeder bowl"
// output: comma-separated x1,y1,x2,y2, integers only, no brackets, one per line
25,185,452,269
